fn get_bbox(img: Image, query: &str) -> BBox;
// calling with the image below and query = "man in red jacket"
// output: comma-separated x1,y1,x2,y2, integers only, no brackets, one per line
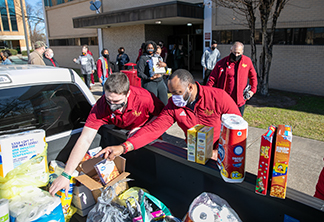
95,69,241,161
49,73,165,196
206,41,257,116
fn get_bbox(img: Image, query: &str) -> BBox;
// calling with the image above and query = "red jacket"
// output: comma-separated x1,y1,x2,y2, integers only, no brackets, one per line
206,55,258,107
127,83,241,150
315,166,324,200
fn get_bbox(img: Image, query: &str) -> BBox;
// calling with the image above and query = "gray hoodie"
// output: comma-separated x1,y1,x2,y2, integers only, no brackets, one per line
74,53,96,75
201,47,221,71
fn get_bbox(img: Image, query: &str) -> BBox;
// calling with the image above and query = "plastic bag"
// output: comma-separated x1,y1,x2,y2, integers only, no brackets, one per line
185,192,242,222
0,145,49,199
87,178,133,222
117,187,149,208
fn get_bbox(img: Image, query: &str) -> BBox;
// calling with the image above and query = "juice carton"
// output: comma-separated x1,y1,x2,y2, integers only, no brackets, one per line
187,124,204,162
270,125,292,199
196,126,214,165
255,125,276,195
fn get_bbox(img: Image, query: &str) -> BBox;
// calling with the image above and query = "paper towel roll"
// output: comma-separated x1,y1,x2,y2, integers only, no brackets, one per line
0,199,9,222
191,204,215,222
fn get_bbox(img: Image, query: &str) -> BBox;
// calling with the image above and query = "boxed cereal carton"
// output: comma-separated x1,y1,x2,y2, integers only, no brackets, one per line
255,125,276,195
270,125,292,199
187,124,204,162
196,126,214,165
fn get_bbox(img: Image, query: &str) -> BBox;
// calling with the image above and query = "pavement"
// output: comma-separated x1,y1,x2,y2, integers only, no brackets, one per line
90,81,324,197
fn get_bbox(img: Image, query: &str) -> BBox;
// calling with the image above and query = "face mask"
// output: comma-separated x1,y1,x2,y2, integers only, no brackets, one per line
230,53,242,61
172,87,191,107
147,49,154,53
120,51,124,54
211,46,216,50
48,53,54,59
82,52,86,55
104,54,109,59
106,98,126,112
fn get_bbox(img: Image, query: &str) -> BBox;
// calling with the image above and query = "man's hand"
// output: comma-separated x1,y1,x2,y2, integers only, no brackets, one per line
95,145,124,160
247,91,254,100
73,58,76,62
49,175,70,197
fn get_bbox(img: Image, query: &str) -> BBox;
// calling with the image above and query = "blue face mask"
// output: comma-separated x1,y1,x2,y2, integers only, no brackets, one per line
147,49,154,53
172,87,191,107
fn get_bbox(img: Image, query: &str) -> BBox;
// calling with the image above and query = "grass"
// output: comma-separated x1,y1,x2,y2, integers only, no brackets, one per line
244,91,324,141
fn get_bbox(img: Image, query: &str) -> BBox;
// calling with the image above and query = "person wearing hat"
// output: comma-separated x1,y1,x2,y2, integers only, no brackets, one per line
28,41,47,65
201,40,221,85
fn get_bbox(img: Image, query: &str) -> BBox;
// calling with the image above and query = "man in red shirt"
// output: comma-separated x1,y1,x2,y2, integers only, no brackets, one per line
206,41,257,116
49,73,165,196
95,69,241,161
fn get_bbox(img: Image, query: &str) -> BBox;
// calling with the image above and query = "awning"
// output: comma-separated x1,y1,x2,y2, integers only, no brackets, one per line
73,1,204,29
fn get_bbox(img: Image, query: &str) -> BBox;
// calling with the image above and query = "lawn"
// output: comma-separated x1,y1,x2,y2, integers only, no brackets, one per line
244,90,324,141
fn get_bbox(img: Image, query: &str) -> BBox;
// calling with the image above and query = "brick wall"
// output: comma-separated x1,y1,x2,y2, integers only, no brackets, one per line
217,44,324,96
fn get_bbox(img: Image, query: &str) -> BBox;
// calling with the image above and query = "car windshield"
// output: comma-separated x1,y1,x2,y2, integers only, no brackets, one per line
0,83,92,137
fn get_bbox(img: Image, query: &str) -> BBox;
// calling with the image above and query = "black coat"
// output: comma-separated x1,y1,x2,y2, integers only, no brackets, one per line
43,57,59,67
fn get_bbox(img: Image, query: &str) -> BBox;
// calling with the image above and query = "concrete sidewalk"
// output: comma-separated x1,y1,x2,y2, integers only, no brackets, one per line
90,82,324,197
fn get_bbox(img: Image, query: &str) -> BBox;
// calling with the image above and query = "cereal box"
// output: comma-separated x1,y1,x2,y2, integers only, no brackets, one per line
187,124,204,162
94,159,120,185
255,125,276,195
196,126,214,165
270,125,292,199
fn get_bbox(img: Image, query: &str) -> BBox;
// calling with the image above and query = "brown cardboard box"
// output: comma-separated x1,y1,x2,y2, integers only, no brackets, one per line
196,126,214,165
75,156,130,201
270,125,292,199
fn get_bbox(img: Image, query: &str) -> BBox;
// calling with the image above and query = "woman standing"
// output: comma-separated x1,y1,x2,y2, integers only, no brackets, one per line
0,50,12,65
137,41,168,105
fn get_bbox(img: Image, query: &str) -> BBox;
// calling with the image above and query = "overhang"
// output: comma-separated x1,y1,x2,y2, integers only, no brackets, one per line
73,1,204,29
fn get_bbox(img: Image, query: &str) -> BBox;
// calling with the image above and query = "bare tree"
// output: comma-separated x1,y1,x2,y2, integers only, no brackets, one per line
212,0,289,95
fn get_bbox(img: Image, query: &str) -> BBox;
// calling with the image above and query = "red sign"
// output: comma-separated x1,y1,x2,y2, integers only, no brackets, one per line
205,32,211,40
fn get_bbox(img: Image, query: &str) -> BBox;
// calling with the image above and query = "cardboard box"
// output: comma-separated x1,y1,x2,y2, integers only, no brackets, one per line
0,129,46,177
270,125,292,199
196,126,214,165
187,124,204,162
75,156,130,201
255,126,276,195
72,184,96,210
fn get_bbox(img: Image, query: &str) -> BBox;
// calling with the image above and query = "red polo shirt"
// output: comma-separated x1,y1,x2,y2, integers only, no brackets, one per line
85,86,165,130
127,82,241,150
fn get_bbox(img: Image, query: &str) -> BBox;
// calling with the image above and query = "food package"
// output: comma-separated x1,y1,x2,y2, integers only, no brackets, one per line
270,125,292,199
217,114,248,183
49,160,79,217
255,126,276,195
0,145,49,199
9,187,64,222
0,129,46,177
187,124,204,162
196,126,214,165
94,159,120,185
82,147,102,162
0,198,9,222
184,192,241,222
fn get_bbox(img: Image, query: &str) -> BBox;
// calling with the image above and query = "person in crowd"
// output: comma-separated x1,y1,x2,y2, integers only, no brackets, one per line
73,45,96,89
137,41,168,105
86,47,95,86
314,161,324,200
97,48,111,94
206,41,257,116
158,41,168,62
49,73,165,197
201,40,221,85
155,45,167,69
94,69,241,162
28,41,46,65
0,50,12,65
171,43,184,71
136,43,145,63
43,48,59,67
116,47,130,71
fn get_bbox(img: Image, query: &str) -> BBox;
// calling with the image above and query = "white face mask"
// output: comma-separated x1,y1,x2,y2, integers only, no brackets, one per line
49,53,54,59
172,87,191,107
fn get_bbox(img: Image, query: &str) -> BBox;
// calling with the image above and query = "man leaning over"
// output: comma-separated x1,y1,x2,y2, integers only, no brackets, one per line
95,69,241,162
49,73,165,196
206,41,257,116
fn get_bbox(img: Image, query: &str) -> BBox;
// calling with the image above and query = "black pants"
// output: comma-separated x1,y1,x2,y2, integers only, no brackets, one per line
83,74,91,88
238,104,246,116
143,80,168,105
203,69,213,85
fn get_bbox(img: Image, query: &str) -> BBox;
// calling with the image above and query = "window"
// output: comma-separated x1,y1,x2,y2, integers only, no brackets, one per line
7,0,18,31
49,37,98,46
0,84,92,137
0,0,10,31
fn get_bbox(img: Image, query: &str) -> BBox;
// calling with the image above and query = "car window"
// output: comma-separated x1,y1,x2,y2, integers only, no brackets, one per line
0,83,92,136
